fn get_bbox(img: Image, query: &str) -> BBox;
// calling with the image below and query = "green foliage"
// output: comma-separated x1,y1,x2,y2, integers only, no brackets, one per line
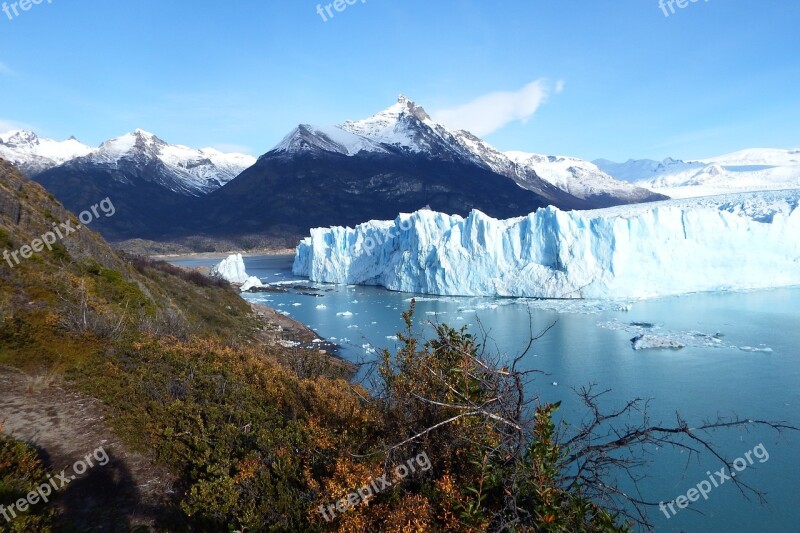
75,336,365,531
47,242,70,263
0,227,11,249
95,267,151,310
42,210,59,224
0,434,56,532
368,303,630,532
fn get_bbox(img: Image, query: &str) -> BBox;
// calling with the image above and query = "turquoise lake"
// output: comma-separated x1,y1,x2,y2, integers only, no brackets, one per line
173,254,800,532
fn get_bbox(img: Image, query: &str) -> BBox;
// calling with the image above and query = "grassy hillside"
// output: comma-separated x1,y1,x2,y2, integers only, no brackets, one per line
0,161,628,532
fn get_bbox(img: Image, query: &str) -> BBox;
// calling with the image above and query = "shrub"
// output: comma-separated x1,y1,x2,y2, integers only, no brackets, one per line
0,432,56,532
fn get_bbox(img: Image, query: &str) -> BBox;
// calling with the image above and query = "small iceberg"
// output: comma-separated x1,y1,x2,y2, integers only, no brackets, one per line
211,253,249,284
240,276,264,292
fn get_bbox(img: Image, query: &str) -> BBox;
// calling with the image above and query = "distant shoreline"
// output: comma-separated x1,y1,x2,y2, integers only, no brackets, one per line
151,249,296,261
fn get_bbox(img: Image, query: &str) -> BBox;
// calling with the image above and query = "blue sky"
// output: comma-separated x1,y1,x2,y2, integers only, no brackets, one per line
0,0,798,161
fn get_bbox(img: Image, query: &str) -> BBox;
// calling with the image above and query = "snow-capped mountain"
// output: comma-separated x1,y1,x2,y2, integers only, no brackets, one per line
271,96,665,208
273,124,390,156
595,149,800,199
1,128,255,195
592,157,703,184
294,190,800,299
78,129,256,195
505,152,666,204
275,96,483,165
0,130,93,175
27,130,255,241
339,96,484,163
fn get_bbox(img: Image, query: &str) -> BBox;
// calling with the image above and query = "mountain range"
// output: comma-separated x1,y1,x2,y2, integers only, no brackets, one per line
595,148,800,199
6,97,796,247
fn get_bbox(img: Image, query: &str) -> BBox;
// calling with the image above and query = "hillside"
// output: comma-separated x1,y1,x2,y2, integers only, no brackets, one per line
0,160,353,530
0,161,631,531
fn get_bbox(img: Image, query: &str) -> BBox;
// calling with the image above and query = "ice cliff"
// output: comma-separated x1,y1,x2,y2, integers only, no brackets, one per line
293,191,800,299
210,253,250,284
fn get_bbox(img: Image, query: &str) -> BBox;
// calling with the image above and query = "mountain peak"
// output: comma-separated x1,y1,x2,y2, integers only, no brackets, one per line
338,95,438,148
132,129,164,145
0,130,39,146
394,94,431,122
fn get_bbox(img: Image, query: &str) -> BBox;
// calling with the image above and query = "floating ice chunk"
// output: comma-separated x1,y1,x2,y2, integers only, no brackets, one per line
631,334,686,351
211,253,249,284
600,320,760,351
337,311,354,317
739,346,774,353
240,276,264,292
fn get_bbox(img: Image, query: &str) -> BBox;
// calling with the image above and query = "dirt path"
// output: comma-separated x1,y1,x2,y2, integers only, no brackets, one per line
0,368,174,531
0,304,350,530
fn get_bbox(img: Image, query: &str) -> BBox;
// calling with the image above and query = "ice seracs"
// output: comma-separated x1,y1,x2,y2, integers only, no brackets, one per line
294,190,800,300
210,254,250,284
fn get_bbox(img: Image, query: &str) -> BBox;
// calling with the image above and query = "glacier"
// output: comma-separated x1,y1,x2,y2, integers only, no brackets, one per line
293,190,800,299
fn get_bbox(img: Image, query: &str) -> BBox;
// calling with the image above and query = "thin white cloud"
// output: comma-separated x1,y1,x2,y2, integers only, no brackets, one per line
0,61,14,76
433,79,562,137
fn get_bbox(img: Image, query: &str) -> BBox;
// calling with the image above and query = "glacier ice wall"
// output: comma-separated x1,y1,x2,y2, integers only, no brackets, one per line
293,191,800,299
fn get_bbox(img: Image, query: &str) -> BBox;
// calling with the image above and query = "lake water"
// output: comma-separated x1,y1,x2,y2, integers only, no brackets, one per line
173,254,800,532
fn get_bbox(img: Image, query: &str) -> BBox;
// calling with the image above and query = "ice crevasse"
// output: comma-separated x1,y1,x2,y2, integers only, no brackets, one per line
293,191,800,299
